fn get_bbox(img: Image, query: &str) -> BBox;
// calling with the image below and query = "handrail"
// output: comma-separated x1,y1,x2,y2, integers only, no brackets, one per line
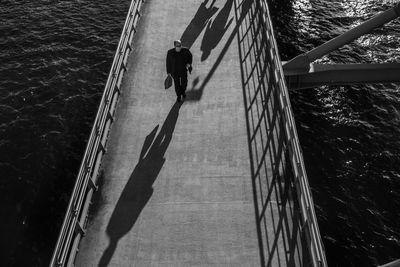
49,0,145,266
258,0,328,266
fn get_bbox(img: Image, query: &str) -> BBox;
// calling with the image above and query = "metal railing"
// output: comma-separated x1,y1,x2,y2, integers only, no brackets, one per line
49,0,145,266
258,0,328,266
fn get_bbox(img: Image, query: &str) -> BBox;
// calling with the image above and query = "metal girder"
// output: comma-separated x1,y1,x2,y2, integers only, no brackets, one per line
285,63,400,89
283,3,400,73
285,63,400,90
379,259,400,267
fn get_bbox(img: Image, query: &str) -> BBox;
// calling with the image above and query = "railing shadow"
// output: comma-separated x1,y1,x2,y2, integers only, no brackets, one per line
98,102,181,267
234,0,311,266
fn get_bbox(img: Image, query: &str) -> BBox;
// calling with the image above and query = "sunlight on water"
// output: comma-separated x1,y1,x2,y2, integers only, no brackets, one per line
268,0,400,266
0,0,131,265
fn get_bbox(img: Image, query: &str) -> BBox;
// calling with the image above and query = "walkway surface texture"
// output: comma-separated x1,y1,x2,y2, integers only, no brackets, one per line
76,0,307,266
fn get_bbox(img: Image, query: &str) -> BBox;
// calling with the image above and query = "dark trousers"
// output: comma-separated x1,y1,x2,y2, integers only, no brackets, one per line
173,73,187,97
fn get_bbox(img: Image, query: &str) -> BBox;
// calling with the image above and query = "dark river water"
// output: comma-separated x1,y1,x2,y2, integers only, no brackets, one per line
0,0,399,266
268,0,400,266
0,0,130,266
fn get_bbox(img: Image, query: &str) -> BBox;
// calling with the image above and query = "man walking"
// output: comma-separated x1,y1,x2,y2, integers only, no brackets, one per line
166,40,193,102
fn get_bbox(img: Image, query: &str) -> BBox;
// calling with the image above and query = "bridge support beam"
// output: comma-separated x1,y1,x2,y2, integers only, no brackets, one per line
285,63,400,90
379,259,400,267
283,3,400,73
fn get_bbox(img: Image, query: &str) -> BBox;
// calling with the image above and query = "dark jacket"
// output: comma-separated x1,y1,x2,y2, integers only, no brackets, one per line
166,47,192,76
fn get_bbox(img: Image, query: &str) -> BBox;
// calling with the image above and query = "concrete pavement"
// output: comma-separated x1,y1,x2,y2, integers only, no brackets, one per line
75,0,293,266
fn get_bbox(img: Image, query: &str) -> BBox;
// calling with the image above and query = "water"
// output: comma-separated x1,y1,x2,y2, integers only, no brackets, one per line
0,0,130,265
1,0,399,266
268,0,400,266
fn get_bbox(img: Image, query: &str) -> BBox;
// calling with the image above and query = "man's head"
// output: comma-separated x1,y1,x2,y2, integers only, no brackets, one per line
174,40,182,52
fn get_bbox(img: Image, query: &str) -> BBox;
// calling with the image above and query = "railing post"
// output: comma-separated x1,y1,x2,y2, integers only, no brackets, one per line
257,0,328,266
49,1,146,266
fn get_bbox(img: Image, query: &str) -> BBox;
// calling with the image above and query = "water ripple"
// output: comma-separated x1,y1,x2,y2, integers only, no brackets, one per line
0,0,131,266
269,0,400,266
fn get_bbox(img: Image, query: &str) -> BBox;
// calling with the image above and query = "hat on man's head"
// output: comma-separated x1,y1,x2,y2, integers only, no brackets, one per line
174,40,182,46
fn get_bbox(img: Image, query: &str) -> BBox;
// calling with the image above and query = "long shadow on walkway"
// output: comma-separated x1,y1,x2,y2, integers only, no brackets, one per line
185,0,253,102
200,0,234,61
98,102,181,267
180,0,219,49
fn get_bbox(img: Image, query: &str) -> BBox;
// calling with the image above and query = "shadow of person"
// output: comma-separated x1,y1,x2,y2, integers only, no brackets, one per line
180,0,219,49
98,102,181,267
184,76,201,101
200,0,234,61
184,0,252,102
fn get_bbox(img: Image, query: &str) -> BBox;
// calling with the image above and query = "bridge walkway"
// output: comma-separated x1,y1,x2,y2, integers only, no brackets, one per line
75,0,307,266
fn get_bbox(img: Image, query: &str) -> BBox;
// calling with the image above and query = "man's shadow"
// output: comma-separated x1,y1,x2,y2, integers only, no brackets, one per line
185,0,252,102
200,0,234,61
98,102,181,267
180,0,219,49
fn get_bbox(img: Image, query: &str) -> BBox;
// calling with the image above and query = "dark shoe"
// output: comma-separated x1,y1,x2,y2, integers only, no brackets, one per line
176,96,181,102
182,93,186,99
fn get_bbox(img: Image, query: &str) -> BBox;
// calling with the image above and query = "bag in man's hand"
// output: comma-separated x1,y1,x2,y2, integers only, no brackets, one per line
164,75,173,89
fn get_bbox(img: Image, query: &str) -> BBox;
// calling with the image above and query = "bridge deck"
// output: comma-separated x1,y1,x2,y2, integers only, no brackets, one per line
76,0,301,266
